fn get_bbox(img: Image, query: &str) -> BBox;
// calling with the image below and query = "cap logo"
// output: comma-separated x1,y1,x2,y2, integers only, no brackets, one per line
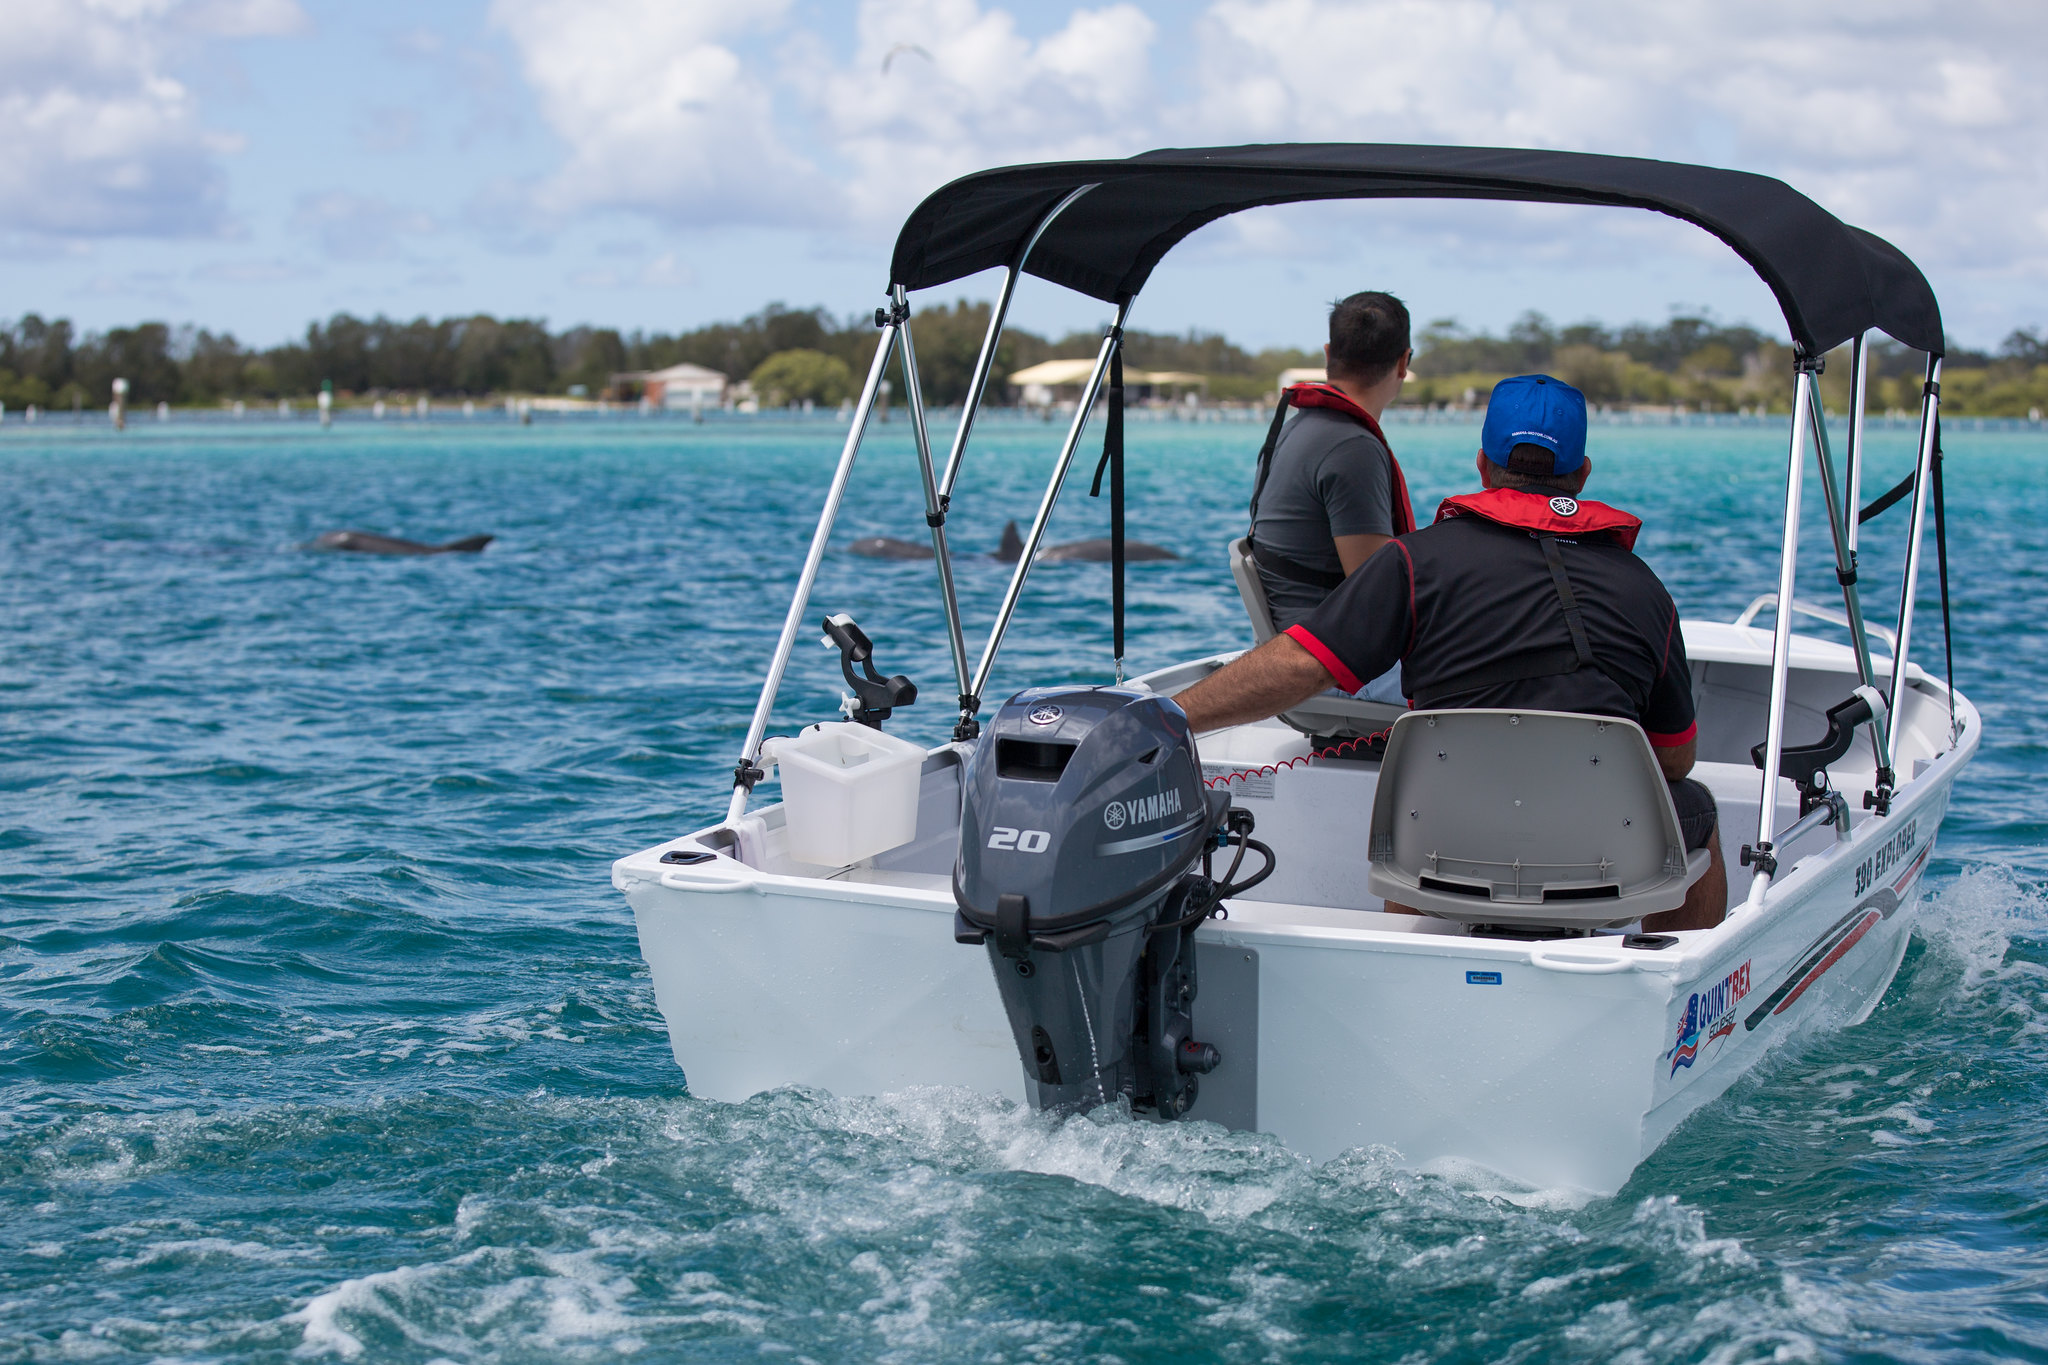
1549,496,1579,517
1027,704,1063,726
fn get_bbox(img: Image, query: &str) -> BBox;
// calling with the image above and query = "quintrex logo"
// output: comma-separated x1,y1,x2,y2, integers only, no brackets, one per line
1103,788,1182,831
1670,959,1750,1076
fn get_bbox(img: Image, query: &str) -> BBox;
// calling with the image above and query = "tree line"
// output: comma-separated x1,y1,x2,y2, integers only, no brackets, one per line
0,302,2041,417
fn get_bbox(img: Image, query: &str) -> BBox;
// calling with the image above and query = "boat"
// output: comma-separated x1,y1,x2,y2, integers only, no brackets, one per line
613,145,1976,1196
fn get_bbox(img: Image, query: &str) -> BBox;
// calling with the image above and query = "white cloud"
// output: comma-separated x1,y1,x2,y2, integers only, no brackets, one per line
488,0,2046,289
0,0,307,239
816,0,1159,222
174,0,309,37
1182,0,2048,286
488,0,824,226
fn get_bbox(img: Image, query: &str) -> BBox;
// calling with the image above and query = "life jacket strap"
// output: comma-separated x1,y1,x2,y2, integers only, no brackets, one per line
1246,536,1346,591
1410,534,1622,707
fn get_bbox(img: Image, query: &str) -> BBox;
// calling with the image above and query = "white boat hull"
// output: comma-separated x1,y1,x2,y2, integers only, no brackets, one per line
617,626,1976,1195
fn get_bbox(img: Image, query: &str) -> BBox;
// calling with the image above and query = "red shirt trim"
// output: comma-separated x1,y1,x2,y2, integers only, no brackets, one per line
1645,722,1697,748
1283,624,1362,694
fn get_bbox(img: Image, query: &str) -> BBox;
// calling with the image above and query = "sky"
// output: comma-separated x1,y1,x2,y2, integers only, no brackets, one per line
4,0,2043,353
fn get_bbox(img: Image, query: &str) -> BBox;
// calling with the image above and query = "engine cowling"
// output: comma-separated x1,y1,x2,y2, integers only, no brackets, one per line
954,686,1228,1116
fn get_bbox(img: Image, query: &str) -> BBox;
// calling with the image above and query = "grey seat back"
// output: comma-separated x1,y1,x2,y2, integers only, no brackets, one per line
1367,708,1707,930
1226,536,1404,739
1228,535,1279,643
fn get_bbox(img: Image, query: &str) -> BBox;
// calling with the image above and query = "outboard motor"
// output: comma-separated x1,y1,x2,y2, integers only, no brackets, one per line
954,686,1266,1119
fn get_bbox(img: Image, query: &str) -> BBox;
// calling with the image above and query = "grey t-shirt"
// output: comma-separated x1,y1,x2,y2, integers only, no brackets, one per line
1250,406,1396,629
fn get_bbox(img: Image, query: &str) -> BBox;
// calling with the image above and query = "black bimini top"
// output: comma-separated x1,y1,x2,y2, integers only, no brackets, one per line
890,144,1942,358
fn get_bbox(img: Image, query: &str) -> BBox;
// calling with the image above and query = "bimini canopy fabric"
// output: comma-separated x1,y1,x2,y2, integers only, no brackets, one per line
889,144,1943,358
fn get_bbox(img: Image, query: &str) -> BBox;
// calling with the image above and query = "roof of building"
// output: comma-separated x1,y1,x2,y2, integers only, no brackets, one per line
639,363,728,385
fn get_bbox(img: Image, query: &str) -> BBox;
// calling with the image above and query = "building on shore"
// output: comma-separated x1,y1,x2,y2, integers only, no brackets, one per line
1008,359,1207,409
612,363,728,410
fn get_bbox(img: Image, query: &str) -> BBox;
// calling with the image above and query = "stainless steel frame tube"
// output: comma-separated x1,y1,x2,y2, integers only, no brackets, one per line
726,320,898,824
1805,367,1895,784
938,266,1016,502
1885,356,1943,767
968,305,1129,706
1747,368,1814,907
893,292,971,701
1845,333,1870,557
938,184,1096,502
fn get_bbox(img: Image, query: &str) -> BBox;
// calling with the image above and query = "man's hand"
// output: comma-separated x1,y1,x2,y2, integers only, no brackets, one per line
1333,533,1392,576
1172,633,1335,733
1654,734,1697,782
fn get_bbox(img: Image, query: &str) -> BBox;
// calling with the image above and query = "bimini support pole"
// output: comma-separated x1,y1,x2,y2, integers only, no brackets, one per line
1844,332,1870,560
1802,366,1893,789
892,287,972,724
726,305,899,825
938,184,1097,503
1743,361,1815,907
1885,355,1943,771
964,301,1130,727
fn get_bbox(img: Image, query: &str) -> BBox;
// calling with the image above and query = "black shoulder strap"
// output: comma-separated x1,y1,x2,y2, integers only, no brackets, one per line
1411,534,1611,707
1247,389,1294,528
1539,534,1596,670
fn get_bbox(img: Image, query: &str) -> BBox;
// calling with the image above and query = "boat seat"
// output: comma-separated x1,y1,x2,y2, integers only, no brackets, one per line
1367,708,1710,931
1227,535,1405,739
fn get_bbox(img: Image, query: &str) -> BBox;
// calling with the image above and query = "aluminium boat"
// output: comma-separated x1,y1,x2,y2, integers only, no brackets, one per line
613,145,1976,1195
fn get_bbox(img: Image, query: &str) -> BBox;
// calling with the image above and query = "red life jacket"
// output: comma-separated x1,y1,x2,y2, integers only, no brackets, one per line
1434,487,1642,552
1278,382,1418,535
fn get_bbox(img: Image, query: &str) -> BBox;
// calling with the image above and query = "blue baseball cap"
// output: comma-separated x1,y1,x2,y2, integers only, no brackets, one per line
1482,374,1588,475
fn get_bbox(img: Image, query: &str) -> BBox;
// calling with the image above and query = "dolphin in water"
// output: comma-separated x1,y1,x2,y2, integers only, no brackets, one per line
313,531,494,555
993,520,1178,564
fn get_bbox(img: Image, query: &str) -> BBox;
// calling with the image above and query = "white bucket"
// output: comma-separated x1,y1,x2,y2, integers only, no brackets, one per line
764,722,928,866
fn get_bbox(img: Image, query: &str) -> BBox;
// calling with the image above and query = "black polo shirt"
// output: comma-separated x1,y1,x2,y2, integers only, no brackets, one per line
1284,506,1697,747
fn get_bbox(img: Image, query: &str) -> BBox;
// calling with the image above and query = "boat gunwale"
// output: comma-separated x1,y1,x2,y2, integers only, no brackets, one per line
617,629,1980,989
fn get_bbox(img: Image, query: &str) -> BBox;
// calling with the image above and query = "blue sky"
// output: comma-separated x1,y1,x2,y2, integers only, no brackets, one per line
4,0,2041,352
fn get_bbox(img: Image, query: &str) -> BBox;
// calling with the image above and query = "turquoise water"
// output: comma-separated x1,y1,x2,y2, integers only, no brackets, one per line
3,413,2045,1362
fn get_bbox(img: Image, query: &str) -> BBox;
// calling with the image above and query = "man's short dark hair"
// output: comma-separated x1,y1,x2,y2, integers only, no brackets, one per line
1486,443,1586,493
1328,291,1410,385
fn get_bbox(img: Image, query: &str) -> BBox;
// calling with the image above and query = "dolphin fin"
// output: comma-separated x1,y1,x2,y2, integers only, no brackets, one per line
437,535,494,553
995,521,1024,561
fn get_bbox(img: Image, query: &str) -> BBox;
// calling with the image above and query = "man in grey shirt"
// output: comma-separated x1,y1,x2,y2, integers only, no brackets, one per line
1250,291,1415,631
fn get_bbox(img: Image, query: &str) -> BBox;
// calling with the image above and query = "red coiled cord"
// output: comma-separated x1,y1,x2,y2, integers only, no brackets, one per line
1203,726,1393,789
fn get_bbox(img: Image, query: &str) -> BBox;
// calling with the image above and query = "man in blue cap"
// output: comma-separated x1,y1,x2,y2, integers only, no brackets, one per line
1175,374,1726,931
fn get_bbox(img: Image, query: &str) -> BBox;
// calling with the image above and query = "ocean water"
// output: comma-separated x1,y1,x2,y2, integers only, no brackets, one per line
2,411,2045,1363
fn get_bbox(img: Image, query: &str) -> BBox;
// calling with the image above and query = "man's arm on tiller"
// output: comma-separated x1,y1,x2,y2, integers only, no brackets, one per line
1172,633,1335,733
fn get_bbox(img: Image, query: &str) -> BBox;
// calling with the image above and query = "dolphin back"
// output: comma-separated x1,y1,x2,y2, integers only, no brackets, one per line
314,530,492,555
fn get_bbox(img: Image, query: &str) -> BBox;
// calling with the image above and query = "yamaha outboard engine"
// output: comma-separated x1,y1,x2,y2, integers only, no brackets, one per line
954,686,1250,1119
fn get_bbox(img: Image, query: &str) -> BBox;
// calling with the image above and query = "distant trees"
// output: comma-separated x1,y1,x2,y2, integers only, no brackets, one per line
749,349,854,407
0,303,2038,417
